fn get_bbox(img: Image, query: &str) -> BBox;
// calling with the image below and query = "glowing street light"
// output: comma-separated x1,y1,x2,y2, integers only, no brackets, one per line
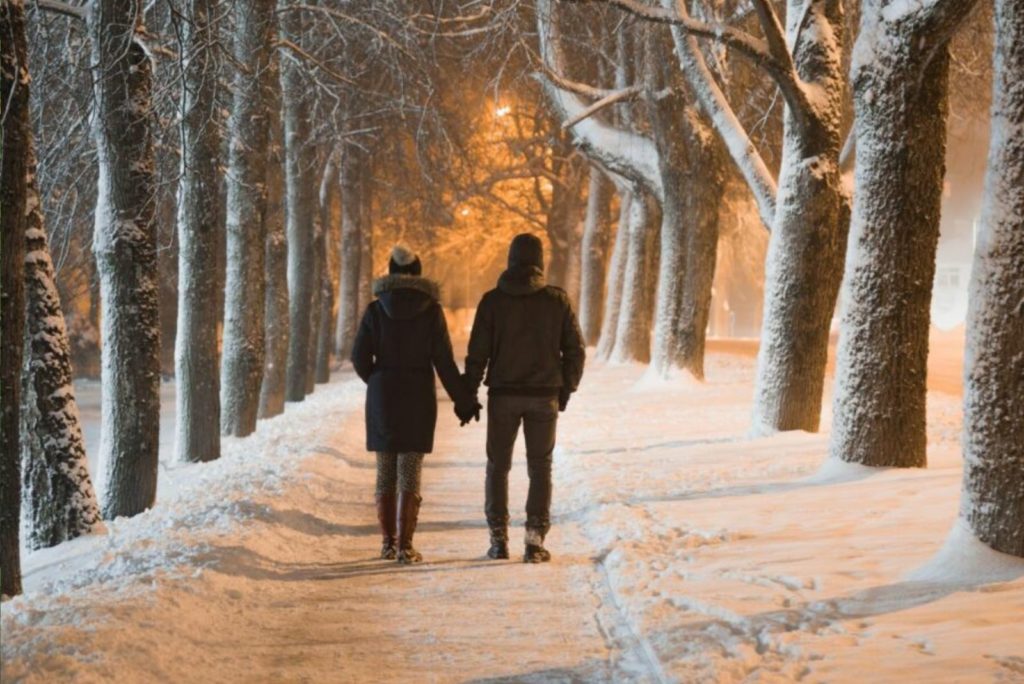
495,105,511,118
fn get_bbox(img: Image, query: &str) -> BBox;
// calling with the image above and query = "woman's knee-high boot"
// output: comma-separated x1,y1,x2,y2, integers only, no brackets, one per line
396,491,423,564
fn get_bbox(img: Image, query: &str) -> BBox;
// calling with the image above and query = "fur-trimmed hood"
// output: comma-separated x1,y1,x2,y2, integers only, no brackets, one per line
497,265,546,296
372,274,440,320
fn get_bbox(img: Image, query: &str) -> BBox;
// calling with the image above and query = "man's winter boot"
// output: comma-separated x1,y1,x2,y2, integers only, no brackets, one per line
487,527,510,560
396,491,423,564
376,492,397,560
523,527,551,563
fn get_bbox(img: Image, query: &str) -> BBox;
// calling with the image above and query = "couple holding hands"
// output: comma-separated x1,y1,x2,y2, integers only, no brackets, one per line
352,234,586,565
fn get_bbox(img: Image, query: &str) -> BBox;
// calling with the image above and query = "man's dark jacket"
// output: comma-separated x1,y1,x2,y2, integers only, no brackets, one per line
352,275,466,453
465,265,585,397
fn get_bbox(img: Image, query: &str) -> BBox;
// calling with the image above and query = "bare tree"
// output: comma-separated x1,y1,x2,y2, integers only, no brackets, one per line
578,166,613,344
22,140,102,549
1,0,30,598
334,145,363,359
280,1,318,402
258,61,288,420
829,0,980,468
220,0,276,436
958,0,1024,557
174,0,222,463
89,0,162,518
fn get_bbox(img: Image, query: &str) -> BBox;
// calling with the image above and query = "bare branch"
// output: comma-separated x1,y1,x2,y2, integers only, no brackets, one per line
562,85,642,129
32,0,87,20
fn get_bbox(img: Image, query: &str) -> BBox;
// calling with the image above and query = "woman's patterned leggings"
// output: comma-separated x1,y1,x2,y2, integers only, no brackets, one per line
376,452,424,496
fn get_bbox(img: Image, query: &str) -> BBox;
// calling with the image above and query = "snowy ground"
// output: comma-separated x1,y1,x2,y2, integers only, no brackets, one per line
4,347,1023,682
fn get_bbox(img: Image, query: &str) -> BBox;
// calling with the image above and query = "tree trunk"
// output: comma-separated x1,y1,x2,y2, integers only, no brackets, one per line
89,0,161,518
334,148,363,359
578,168,613,345
545,134,585,289
315,156,339,384
674,115,726,379
596,190,631,360
174,0,221,463
305,211,323,396
316,279,333,384
281,7,317,402
220,0,275,436
1,0,29,597
358,169,374,314
258,66,288,420
21,140,102,550
959,0,1024,557
610,192,657,363
830,0,976,465
751,135,847,434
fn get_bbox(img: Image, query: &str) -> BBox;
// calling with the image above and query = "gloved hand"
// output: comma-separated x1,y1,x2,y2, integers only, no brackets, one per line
558,387,572,412
455,399,482,426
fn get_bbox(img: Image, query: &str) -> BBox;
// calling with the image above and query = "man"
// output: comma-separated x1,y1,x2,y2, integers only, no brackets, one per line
464,233,585,563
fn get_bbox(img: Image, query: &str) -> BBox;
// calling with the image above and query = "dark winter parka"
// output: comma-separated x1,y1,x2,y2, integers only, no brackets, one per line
351,275,466,454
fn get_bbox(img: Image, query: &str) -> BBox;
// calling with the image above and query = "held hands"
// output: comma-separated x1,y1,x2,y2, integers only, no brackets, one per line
455,399,482,426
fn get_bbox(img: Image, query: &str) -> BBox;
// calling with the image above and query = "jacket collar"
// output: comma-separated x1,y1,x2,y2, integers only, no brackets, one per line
372,274,440,301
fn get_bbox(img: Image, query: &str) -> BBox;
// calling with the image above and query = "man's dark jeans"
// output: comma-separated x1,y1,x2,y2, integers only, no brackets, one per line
485,394,558,536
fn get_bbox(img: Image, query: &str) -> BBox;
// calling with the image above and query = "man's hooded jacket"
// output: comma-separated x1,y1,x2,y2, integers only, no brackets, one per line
465,234,586,397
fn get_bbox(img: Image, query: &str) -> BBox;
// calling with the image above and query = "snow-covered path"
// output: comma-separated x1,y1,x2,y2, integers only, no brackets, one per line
3,352,1023,683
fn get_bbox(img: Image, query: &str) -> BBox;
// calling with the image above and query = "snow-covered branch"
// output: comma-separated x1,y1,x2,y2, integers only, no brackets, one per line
536,0,663,200
33,0,87,21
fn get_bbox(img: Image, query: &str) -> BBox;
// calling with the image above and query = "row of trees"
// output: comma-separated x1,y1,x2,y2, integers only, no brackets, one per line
0,0,604,598
525,0,1021,558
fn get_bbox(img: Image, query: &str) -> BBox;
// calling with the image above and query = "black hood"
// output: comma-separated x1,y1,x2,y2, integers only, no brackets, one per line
372,274,440,319
508,233,544,270
497,264,547,296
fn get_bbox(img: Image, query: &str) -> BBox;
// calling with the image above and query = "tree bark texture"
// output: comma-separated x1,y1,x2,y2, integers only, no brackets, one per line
357,168,374,315
174,0,222,463
258,65,288,420
220,0,275,436
21,140,102,550
89,0,162,518
304,211,323,396
596,190,631,360
281,7,317,403
1,0,29,597
334,148,363,359
578,168,613,345
545,133,585,289
315,278,333,384
830,0,978,465
748,0,848,433
959,0,1024,557
610,192,658,364
673,112,725,379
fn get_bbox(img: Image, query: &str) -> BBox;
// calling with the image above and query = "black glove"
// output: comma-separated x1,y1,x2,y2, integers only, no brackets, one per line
558,387,572,412
455,399,482,426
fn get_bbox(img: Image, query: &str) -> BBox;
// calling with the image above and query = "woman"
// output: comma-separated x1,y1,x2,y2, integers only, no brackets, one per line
351,245,478,564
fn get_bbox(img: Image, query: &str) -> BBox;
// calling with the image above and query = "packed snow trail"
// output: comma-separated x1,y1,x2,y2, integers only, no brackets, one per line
4,351,1024,682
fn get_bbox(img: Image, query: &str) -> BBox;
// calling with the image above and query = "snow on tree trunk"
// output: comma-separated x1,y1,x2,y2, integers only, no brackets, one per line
959,0,1024,558
258,70,288,420
357,169,374,314
220,0,275,437
174,0,222,463
281,9,318,403
334,148,363,359
579,168,613,345
21,140,102,549
674,111,725,380
1,0,29,597
315,158,339,384
830,0,977,465
610,192,658,364
661,0,848,431
89,0,162,517
596,190,631,360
